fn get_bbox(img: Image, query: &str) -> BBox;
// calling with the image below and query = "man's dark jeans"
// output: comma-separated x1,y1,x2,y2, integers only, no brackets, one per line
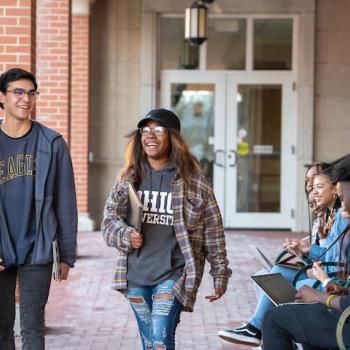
0,263,52,350
263,303,350,350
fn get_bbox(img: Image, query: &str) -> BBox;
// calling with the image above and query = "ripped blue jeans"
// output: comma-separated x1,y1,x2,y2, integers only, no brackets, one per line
127,279,182,350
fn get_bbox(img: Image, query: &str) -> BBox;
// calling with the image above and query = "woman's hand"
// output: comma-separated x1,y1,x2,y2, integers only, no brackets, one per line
283,238,294,249
130,230,143,249
310,261,328,282
205,288,225,302
0,258,4,272
283,238,310,255
306,269,314,278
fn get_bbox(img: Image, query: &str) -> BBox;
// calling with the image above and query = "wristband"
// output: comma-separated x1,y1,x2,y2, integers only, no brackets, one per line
326,294,336,308
322,278,332,288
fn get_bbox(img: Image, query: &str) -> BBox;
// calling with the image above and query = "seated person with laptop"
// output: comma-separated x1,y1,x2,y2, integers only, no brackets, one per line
262,155,350,350
263,281,350,349
218,164,349,347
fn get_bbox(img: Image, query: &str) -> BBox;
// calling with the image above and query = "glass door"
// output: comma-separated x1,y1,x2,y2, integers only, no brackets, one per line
161,71,295,229
161,71,226,214
171,84,215,184
225,75,295,228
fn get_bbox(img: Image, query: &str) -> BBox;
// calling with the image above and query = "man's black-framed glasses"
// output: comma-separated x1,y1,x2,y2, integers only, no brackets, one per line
139,126,167,136
6,88,40,100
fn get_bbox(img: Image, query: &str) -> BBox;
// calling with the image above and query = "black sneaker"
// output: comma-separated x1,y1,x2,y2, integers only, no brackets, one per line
218,322,262,346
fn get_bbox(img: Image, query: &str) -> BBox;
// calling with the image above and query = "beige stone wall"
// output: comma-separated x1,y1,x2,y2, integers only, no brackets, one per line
142,0,315,13
314,0,350,162
89,0,141,223
89,0,316,230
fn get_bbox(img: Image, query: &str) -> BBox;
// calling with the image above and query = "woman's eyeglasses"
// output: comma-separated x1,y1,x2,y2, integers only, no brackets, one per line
139,126,167,136
6,88,40,100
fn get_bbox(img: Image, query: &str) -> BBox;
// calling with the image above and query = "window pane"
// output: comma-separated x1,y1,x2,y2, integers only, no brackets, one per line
171,84,215,185
254,19,293,70
207,18,246,70
236,84,282,212
160,17,199,70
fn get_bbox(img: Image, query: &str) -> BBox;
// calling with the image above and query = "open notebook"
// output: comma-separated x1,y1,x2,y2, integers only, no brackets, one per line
255,246,274,270
275,248,310,269
255,246,310,271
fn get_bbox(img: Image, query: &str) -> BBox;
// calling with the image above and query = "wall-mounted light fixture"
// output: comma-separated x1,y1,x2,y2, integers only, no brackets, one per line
180,39,199,69
185,0,214,45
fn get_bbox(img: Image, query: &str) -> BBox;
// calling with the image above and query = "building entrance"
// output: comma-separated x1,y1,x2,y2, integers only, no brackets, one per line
161,71,295,228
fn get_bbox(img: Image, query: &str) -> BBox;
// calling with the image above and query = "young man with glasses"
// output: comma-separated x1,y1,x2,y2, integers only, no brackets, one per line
0,67,77,349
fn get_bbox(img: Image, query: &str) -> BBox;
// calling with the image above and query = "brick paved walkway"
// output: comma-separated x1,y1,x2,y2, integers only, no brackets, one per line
15,230,304,350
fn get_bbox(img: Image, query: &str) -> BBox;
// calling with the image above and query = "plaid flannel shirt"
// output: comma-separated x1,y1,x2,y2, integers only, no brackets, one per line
101,173,232,311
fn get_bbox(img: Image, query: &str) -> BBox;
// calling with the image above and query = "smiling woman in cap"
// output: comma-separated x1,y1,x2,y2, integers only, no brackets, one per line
101,108,232,349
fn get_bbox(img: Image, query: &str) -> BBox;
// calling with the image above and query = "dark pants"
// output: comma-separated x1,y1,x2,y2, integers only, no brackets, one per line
0,263,52,350
262,303,350,350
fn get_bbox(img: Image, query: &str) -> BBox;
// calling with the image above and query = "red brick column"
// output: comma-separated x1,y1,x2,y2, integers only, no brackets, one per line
0,0,36,118
71,0,90,224
35,0,71,142
0,1,37,333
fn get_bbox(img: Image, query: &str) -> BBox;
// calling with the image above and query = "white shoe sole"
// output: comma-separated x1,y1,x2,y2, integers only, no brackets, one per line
218,330,261,346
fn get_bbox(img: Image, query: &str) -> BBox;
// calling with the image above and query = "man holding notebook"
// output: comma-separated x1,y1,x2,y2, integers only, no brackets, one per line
0,68,77,349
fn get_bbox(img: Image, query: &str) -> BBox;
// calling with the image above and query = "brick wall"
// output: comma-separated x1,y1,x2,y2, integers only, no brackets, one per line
0,0,36,118
35,0,71,142
71,14,89,213
1,0,92,222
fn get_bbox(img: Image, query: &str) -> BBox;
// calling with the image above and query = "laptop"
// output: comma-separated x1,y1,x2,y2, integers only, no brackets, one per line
250,273,316,307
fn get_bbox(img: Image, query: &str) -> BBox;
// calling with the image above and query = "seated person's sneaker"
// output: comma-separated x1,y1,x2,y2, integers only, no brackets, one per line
218,322,261,346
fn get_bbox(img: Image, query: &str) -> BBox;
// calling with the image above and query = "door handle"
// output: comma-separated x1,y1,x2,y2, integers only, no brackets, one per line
214,149,225,167
228,149,237,167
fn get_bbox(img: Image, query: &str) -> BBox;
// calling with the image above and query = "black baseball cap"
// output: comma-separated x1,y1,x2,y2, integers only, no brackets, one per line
137,108,181,132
